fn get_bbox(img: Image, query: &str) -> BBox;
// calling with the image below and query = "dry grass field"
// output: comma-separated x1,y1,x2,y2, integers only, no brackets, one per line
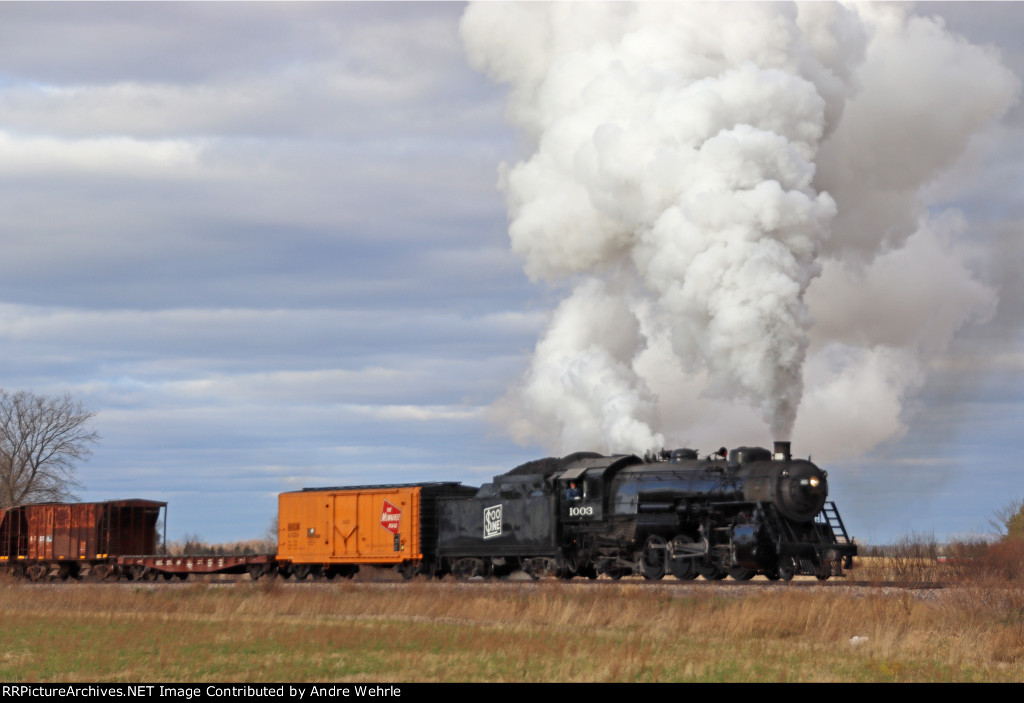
2,566,1023,683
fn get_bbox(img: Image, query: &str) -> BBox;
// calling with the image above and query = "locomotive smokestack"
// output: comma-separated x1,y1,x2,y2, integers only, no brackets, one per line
773,441,791,462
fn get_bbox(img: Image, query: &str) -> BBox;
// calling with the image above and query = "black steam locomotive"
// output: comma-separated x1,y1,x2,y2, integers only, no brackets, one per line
437,441,855,580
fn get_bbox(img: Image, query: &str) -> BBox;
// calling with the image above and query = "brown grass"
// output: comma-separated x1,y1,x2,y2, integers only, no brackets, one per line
1,577,1023,682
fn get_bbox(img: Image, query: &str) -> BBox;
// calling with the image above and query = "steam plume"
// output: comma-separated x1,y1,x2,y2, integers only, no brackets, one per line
464,3,1018,458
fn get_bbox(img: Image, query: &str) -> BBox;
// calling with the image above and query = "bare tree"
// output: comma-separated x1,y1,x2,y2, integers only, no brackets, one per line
988,496,1024,541
0,390,99,507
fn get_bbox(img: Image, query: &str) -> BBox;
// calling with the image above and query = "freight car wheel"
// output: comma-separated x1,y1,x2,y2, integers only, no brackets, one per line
92,564,114,581
520,558,542,580
523,557,552,579
640,535,667,580
452,558,489,579
396,562,418,580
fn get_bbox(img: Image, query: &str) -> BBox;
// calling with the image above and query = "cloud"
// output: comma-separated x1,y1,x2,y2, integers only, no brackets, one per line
0,130,202,175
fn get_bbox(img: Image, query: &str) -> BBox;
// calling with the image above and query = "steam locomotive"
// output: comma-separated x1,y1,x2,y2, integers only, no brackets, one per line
435,440,855,581
0,441,855,582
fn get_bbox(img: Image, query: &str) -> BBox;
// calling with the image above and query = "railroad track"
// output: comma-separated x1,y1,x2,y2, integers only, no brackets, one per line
8,572,945,591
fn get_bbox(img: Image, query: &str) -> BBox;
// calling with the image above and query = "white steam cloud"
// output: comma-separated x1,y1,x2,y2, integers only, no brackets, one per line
463,3,1018,459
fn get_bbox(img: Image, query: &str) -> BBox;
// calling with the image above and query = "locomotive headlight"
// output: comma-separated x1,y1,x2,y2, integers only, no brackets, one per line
808,476,821,488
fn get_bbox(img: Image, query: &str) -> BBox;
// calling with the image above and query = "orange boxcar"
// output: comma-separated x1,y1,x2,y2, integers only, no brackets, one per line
277,482,476,579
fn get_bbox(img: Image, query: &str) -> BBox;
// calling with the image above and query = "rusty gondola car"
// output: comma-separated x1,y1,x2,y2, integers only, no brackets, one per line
0,499,165,580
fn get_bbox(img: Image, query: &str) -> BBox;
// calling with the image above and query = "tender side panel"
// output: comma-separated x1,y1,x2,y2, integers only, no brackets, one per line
419,484,478,553
278,486,423,565
437,495,558,557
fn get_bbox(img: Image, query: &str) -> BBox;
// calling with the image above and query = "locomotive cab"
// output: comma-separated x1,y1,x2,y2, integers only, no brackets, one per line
556,455,645,524
558,470,604,522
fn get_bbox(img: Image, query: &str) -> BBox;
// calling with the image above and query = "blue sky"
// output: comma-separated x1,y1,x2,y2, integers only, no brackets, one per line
1,2,1022,545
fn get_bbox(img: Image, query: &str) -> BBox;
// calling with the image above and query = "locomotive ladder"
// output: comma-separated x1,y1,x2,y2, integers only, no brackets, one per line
817,502,852,544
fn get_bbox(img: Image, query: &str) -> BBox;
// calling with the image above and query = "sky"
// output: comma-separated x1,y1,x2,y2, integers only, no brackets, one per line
1,2,1022,546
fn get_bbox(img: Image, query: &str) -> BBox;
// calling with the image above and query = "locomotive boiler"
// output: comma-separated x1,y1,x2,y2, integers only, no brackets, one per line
437,441,855,581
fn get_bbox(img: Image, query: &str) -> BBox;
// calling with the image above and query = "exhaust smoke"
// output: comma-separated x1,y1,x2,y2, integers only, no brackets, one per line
464,3,1017,459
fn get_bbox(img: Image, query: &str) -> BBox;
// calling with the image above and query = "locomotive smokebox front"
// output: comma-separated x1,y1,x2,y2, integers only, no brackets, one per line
742,442,828,523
